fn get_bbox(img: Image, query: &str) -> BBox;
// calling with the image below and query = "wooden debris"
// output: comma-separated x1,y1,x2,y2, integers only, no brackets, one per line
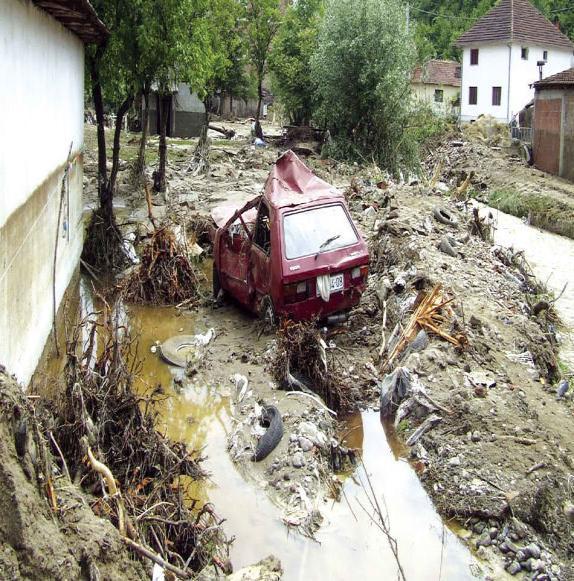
383,284,468,371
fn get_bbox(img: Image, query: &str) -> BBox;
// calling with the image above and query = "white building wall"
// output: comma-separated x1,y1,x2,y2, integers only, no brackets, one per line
412,83,460,116
508,44,573,119
0,0,85,385
460,42,574,123
460,44,511,122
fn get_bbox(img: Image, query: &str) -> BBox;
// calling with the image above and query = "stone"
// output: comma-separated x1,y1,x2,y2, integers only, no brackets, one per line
506,561,522,575
472,431,482,443
504,539,522,553
438,236,457,257
489,527,499,539
448,456,462,466
473,521,486,534
525,543,541,559
298,436,314,452
525,558,544,572
292,452,305,468
516,550,528,563
476,531,492,548
476,546,487,559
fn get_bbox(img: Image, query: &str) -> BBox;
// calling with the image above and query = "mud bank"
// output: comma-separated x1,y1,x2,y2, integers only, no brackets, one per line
73,119,574,578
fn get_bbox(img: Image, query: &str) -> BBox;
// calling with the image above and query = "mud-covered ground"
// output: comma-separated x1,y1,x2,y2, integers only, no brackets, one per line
79,120,574,579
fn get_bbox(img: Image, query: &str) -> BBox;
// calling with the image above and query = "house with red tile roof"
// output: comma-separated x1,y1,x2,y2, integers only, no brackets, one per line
455,0,574,123
411,59,461,116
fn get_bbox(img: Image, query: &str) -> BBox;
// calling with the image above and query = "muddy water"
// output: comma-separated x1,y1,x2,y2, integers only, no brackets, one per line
120,298,478,580
484,207,574,367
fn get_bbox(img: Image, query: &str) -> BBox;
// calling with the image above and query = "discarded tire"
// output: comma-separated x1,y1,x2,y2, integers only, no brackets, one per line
160,335,199,367
253,405,283,461
433,207,458,227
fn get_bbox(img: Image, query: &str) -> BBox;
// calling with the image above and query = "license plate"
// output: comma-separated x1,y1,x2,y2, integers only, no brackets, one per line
317,273,344,296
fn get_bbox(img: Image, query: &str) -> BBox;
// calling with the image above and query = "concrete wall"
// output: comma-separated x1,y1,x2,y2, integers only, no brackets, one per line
461,43,573,123
509,44,573,117
411,83,460,116
460,45,511,122
148,84,205,138
0,0,85,385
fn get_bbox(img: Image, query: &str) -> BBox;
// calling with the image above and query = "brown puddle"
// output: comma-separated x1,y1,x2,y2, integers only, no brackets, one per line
39,276,481,580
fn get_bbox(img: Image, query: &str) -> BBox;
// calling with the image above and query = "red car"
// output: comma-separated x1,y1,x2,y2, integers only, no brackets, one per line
211,150,369,325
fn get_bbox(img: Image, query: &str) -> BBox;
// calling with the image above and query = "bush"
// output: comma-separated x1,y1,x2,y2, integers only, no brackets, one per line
311,0,417,174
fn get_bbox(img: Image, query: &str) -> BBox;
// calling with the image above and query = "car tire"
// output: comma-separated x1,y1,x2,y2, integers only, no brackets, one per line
259,295,276,329
433,206,458,227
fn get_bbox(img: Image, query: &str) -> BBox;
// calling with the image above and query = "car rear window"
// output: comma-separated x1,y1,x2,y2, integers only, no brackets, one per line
283,204,358,259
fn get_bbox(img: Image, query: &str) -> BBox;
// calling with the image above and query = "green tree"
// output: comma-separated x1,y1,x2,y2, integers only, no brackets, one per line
141,0,214,192
242,0,282,137
269,0,323,125
84,0,148,269
311,0,417,173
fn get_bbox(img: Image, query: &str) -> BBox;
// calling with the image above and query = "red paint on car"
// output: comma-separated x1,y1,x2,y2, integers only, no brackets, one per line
211,150,369,322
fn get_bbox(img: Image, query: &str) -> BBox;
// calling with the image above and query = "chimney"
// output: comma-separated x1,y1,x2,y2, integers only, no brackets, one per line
553,18,561,31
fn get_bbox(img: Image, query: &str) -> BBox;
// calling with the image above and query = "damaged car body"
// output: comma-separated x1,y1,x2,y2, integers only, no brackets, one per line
211,150,369,324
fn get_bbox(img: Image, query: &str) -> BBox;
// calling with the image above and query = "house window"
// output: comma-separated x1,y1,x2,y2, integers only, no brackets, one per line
434,89,444,103
470,49,479,65
469,86,478,105
492,86,502,106
521,47,529,60
455,66,462,79
543,50,548,61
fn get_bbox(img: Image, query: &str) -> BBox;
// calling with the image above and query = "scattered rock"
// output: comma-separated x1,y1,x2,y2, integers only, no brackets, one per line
506,561,522,575
292,452,305,469
298,437,313,452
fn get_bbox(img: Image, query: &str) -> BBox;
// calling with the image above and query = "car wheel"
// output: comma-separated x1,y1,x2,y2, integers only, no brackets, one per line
433,206,458,227
259,296,276,329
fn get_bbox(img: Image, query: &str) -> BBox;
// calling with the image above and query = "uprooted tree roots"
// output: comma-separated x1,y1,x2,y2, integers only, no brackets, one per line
82,207,128,273
120,226,204,305
47,306,230,576
272,320,352,413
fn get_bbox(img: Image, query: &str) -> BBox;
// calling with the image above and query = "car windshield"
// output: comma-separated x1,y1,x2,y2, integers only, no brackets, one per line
283,204,358,259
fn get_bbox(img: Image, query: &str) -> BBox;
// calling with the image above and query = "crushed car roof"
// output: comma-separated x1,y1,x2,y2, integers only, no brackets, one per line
264,150,342,209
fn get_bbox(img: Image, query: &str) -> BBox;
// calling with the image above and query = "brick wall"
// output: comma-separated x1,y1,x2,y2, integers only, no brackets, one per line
533,96,562,176
562,94,574,181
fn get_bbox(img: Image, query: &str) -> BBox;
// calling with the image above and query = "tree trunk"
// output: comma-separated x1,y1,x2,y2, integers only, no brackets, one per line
155,93,171,193
106,95,133,215
134,85,150,182
88,47,108,206
254,77,264,140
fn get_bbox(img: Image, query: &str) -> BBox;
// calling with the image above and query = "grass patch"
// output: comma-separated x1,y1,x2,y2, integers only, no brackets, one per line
488,189,574,239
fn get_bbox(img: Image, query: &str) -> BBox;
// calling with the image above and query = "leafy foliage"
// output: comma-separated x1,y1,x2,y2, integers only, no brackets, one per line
269,0,323,125
311,0,418,174
242,0,282,119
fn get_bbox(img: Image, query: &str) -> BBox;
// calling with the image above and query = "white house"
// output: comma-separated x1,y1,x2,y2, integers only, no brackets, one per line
0,0,107,385
411,59,461,117
456,0,574,123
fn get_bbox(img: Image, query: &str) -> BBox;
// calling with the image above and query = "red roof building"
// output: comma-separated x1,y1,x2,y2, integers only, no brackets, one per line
455,0,574,123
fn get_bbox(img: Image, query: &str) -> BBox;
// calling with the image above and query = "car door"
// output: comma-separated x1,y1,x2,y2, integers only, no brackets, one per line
219,217,252,307
250,201,272,304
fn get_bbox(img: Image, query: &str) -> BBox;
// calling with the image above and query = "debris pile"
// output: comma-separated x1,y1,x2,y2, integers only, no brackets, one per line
120,225,205,305
272,320,353,413
47,308,230,577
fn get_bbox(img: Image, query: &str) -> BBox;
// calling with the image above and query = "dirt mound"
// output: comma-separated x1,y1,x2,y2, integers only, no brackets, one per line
0,367,146,580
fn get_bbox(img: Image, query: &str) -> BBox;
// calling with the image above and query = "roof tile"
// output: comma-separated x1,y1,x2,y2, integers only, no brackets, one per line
412,59,462,87
455,0,573,50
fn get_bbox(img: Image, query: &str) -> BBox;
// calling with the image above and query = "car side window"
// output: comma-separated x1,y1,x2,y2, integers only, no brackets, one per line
254,203,271,254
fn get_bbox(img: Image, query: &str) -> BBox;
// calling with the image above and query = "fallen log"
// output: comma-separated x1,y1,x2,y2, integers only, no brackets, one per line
208,124,235,139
